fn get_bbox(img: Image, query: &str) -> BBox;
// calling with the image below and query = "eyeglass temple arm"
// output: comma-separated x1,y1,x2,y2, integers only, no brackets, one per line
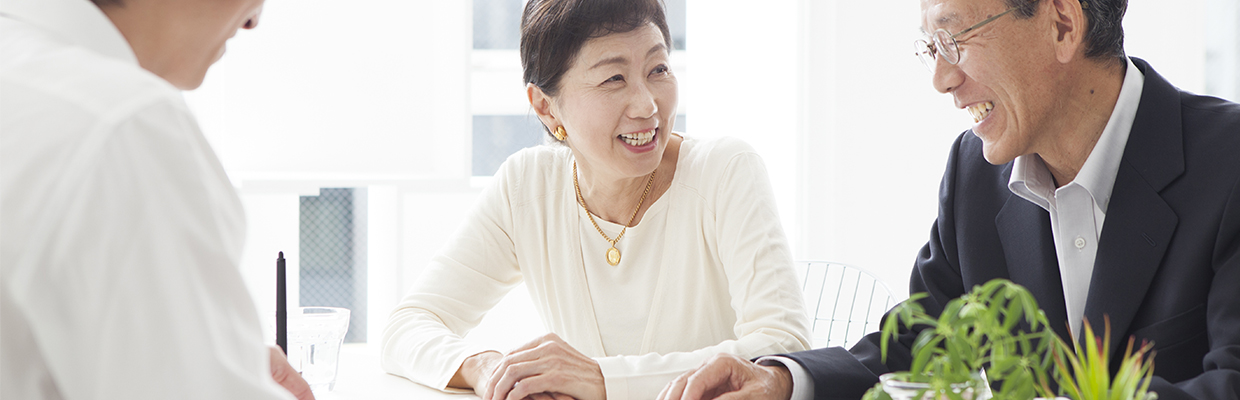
952,7,1018,39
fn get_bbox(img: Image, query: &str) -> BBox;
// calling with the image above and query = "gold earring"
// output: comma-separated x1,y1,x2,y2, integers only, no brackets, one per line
553,126,567,141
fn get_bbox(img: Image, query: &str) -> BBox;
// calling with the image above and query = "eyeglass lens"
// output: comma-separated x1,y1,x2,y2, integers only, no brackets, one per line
933,30,959,65
914,39,936,71
916,30,962,72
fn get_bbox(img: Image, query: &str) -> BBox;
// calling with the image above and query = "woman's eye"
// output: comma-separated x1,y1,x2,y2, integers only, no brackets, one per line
604,74,624,84
651,65,669,75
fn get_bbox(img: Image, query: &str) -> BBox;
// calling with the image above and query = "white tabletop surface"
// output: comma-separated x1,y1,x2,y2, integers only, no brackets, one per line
315,343,479,400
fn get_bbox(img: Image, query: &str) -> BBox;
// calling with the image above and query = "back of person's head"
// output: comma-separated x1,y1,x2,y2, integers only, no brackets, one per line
1008,0,1127,65
519,0,673,98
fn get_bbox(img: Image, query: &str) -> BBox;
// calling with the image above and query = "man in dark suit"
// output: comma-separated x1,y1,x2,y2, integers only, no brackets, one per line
656,0,1240,399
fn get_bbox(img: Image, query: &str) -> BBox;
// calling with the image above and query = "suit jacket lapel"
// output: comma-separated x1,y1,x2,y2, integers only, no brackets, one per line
1083,58,1183,356
996,193,1072,341
1085,164,1177,354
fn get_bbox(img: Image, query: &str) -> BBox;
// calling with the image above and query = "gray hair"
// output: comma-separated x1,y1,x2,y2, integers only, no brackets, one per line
1007,0,1127,64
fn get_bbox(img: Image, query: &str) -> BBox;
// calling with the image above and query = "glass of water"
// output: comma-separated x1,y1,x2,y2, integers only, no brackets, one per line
287,307,350,392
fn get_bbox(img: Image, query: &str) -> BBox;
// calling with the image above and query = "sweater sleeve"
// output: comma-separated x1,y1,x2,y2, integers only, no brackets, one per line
378,159,525,392
594,141,812,400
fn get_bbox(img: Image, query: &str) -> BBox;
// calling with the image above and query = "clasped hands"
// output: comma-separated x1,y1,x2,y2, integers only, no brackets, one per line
455,333,607,400
453,335,795,400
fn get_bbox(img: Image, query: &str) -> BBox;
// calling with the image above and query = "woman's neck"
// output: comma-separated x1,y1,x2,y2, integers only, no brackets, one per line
575,134,682,226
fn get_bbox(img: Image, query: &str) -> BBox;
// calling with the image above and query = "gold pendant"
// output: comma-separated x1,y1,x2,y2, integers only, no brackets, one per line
606,247,621,266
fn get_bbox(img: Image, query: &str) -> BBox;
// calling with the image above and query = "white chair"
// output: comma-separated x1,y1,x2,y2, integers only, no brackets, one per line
795,261,897,349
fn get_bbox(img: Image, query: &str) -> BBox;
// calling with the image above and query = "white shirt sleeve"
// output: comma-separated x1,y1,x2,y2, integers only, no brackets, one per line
757,356,816,400
2,95,294,400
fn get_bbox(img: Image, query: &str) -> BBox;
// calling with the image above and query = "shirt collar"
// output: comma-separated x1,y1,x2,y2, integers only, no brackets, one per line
1009,153,1056,210
0,0,138,66
1009,57,1145,212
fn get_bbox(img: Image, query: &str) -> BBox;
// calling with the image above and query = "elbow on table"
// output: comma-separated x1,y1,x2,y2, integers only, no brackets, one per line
376,307,451,377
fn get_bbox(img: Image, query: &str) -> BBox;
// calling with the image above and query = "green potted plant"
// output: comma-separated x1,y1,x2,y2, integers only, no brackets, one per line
1043,317,1158,400
862,279,1061,400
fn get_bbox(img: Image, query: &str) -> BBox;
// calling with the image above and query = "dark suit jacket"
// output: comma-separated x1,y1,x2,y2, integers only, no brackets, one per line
782,58,1240,400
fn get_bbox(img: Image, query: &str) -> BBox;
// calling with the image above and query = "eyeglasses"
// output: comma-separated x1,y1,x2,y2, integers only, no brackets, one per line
914,6,1019,72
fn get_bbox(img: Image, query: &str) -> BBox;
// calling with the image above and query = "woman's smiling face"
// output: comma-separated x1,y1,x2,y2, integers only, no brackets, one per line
537,22,678,180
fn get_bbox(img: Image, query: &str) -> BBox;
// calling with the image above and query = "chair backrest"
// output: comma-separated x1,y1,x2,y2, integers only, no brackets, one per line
795,261,897,349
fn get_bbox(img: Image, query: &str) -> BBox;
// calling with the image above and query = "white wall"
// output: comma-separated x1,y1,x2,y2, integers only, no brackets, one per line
188,0,470,179
793,0,962,297
185,0,476,345
1126,0,1207,93
185,0,1236,344
1206,0,1240,100
685,0,804,257
236,193,301,344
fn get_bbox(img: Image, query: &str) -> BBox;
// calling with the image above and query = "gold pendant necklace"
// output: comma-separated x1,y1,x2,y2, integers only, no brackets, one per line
573,162,656,266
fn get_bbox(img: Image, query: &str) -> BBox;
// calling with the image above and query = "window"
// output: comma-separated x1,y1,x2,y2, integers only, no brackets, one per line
300,188,368,343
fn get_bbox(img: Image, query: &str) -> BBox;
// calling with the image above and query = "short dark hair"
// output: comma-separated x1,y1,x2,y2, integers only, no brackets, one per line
519,0,673,98
89,0,124,7
1007,0,1127,64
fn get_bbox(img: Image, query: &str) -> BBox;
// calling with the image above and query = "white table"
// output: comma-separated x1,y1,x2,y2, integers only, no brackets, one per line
315,343,479,400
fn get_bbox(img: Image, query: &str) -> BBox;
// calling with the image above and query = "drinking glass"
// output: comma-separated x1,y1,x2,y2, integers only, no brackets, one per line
287,307,350,392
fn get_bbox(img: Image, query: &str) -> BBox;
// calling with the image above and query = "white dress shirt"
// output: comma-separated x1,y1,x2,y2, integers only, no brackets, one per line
1,0,293,399
1007,57,1144,340
777,58,1145,400
380,136,811,400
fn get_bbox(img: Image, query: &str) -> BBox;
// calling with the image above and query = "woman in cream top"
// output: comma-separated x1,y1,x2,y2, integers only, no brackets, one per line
380,1,810,399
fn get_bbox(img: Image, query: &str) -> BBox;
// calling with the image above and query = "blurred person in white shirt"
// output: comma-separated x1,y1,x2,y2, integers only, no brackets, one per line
1,0,313,399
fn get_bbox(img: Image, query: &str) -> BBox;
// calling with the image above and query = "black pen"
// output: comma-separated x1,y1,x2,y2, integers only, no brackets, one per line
276,251,287,354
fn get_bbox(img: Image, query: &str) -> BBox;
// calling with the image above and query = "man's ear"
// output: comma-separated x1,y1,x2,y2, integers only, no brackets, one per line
527,83,560,130
1049,0,1088,63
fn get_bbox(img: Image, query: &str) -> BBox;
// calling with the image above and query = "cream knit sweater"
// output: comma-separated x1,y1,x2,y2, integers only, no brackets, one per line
380,136,811,400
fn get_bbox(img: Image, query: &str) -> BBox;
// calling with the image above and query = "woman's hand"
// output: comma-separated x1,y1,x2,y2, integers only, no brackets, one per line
451,350,503,397
485,333,606,400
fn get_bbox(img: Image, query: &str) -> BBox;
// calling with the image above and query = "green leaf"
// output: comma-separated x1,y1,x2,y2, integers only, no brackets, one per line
1003,297,1024,330
861,383,892,400
879,279,1084,399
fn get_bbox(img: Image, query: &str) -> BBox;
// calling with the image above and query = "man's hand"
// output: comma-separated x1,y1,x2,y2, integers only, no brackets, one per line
657,354,793,400
269,346,315,400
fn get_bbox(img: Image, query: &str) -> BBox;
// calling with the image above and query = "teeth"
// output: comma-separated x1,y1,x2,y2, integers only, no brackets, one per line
967,102,994,123
619,129,656,146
